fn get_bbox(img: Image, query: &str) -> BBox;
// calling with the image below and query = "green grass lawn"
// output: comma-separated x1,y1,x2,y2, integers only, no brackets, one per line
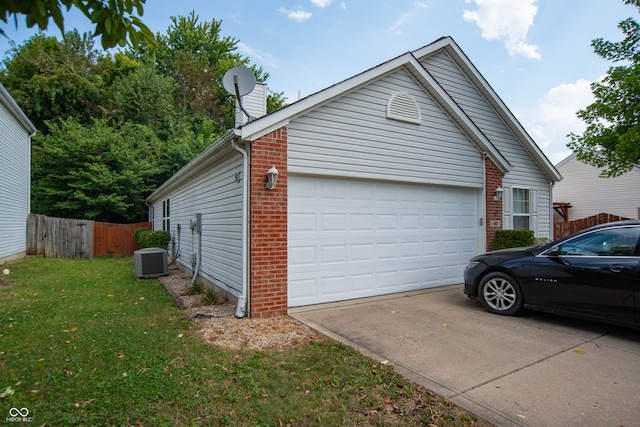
0,257,490,426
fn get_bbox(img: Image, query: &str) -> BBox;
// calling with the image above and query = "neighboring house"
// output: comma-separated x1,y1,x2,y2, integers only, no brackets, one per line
0,84,37,263
147,36,560,317
554,152,640,221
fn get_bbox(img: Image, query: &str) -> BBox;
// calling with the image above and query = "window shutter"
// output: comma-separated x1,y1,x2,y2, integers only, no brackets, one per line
531,189,538,235
502,185,511,229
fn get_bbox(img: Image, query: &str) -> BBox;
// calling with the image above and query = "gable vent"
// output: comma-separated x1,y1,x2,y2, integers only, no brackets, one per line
386,92,421,124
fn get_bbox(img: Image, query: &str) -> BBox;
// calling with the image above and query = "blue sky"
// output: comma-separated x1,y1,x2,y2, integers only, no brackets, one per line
0,0,635,165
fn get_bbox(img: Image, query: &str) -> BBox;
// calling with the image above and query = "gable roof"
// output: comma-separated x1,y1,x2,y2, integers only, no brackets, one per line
414,37,560,182
236,36,560,182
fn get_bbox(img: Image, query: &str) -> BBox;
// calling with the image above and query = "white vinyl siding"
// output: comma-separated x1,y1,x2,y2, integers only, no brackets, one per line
149,149,244,296
420,50,552,237
554,155,640,220
288,68,485,189
0,99,31,260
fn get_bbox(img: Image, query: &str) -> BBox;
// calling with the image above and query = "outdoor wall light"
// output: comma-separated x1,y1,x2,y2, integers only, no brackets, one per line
494,186,503,202
266,165,279,190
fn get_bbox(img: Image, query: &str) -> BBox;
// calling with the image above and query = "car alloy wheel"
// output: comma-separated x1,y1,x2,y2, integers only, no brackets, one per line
479,272,523,316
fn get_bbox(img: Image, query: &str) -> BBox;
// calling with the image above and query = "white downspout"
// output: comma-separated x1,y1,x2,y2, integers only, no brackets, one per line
549,181,555,240
190,213,202,286
231,139,249,318
481,152,487,253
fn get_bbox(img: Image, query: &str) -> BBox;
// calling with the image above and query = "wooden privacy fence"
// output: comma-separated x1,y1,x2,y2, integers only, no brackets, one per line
554,213,630,239
27,214,150,259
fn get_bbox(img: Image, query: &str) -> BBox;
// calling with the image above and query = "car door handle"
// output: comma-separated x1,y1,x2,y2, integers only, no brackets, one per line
609,265,632,273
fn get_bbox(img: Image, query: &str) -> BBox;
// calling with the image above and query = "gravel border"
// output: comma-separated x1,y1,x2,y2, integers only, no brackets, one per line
157,267,325,351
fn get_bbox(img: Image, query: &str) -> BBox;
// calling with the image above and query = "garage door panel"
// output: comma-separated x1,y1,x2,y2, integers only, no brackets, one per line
352,243,373,261
289,176,479,306
352,214,374,230
290,213,316,232
352,272,373,289
290,245,316,267
290,278,316,301
400,268,421,286
401,241,421,259
322,214,346,231
322,245,346,264
322,276,346,296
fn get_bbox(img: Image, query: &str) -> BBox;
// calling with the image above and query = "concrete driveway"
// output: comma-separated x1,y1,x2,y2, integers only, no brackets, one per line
290,285,640,427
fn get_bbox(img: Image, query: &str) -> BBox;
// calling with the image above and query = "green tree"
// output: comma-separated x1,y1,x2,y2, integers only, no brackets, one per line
1,12,288,223
32,118,162,222
568,0,640,177
1,0,155,48
131,11,284,131
0,31,105,132
111,60,175,130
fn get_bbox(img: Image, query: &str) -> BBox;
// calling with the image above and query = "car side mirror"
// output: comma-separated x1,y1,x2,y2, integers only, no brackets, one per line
546,246,561,257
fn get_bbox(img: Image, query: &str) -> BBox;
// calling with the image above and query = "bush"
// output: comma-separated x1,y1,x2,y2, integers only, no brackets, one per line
134,228,149,247
493,229,535,250
201,287,220,305
135,228,171,249
184,281,204,296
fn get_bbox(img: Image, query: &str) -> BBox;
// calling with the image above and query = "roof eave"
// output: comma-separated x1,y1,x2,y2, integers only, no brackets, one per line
237,53,417,141
405,55,512,175
146,130,236,203
0,84,37,135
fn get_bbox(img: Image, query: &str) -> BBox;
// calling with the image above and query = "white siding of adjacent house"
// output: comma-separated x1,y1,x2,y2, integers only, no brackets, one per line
0,101,31,261
288,68,485,188
420,50,553,238
554,155,640,220
149,148,245,296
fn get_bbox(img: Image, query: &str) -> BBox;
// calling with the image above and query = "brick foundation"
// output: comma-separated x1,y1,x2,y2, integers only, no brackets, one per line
249,127,288,317
485,157,503,252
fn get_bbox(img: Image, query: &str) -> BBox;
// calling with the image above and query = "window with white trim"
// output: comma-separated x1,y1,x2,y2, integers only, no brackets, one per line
162,199,171,232
512,188,530,230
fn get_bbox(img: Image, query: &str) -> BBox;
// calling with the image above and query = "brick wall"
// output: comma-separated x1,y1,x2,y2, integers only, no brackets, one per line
485,157,503,251
249,127,288,317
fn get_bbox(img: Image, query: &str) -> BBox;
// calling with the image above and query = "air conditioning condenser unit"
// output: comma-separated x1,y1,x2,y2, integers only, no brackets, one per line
134,248,168,279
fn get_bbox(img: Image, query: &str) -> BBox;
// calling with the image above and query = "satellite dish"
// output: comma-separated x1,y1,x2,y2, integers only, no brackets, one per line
223,66,257,97
223,66,257,123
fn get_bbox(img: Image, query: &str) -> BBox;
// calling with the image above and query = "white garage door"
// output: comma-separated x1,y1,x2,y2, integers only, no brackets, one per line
288,176,479,307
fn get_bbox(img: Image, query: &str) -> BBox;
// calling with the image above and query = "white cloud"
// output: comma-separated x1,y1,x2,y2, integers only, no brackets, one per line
311,0,332,7
389,13,410,34
463,0,541,60
389,2,429,34
237,42,278,68
526,79,595,164
340,2,347,10
278,7,312,22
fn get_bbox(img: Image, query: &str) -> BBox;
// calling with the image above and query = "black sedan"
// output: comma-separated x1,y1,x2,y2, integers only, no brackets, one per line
464,220,640,328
